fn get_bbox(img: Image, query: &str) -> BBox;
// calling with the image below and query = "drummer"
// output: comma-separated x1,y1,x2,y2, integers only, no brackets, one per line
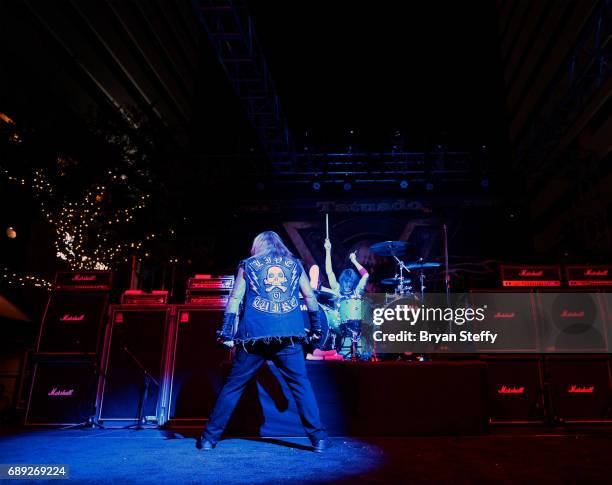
322,238,369,358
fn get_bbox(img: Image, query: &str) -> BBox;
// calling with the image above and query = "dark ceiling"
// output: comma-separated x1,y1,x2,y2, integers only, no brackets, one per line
247,0,506,152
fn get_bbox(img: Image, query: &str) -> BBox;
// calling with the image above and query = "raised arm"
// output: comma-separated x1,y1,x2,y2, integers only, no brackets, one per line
350,251,369,294
299,271,319,312
324,238,339,290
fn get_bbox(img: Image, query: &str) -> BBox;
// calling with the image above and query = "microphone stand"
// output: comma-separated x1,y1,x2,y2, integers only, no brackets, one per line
121,346,160,430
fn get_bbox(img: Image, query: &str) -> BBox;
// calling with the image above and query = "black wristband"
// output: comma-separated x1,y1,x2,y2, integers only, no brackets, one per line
307,310,321,332
219,313,236,340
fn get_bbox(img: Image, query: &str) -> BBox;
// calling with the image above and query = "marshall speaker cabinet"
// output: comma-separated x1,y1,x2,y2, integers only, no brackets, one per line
36,292,109,355
96,305,172,427
162,306,230,426
481,355,546,423
24,357,98,426
545,355,612,423
470,291,538,352
535,291,609,352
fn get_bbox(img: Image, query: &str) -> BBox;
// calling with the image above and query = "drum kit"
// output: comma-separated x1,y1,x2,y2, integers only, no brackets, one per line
306,240,441,360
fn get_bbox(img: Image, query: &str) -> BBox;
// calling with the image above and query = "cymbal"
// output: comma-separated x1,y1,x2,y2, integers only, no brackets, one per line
406,261,442,270
380,277,412,286
369,240,412,256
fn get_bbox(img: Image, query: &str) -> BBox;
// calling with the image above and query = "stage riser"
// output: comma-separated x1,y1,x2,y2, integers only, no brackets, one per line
226,361,489,436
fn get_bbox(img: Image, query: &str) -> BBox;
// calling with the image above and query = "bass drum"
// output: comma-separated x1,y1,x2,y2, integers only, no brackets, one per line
302,303,341,351
372,295,422,359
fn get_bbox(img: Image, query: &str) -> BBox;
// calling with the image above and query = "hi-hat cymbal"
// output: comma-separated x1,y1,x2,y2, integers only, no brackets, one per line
380,277,413,286
405,261,441,270
369,240,412,257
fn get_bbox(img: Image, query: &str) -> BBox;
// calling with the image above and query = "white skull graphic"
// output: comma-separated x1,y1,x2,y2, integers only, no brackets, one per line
264,266,288,292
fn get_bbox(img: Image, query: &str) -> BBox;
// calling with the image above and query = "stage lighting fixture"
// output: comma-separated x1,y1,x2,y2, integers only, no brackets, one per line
312,181,321,191
425,182,434,191
343,181,352,191
400,180,409,189
6,227,17,239
480,178,489,188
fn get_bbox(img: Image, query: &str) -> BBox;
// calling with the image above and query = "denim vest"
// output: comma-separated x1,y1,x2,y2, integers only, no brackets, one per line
235,255,306,343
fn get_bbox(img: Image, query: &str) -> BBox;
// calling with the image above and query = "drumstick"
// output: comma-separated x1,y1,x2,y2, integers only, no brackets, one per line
325,213,329,240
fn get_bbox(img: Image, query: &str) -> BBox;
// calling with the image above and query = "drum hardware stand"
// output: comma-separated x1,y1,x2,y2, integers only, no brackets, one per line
121,346,160,430
415,258,427,301
392,254,411,296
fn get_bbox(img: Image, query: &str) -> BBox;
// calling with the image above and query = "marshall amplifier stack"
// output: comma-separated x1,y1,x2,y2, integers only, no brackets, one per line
185,274,234,308
25,271,112,426
482,264,612,425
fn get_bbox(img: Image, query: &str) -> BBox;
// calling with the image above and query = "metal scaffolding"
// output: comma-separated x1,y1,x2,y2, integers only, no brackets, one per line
515,0,612,169
192,0,296,172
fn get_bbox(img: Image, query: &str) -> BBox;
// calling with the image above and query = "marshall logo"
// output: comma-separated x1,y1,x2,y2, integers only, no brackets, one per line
48,388,75,397
566,266,612,286
559,310,584,318
567,385,595,394
497,385,525,394
72,274,97,281
585,269,608,276
60,314,86,322
519,270,543,277
501,265,561,287
494,312,516,319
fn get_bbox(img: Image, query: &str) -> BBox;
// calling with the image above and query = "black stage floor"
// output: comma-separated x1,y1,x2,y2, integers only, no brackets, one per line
1,426,612,484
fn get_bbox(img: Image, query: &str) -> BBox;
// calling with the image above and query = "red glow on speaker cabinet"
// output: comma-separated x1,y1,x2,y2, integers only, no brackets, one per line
559,310,585,318
566,265,612,287
500,265,561,287
493,312,516,319
567,385,595,394
497,385,526,394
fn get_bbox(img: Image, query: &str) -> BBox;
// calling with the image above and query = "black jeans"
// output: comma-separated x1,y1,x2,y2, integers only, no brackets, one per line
203,340,327,444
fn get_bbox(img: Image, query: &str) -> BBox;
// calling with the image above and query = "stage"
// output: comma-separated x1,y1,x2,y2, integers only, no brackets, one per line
2,426,612,484
224,360,488,437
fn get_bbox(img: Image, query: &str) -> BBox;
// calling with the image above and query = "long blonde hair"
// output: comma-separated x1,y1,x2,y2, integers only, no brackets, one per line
250,231,294,258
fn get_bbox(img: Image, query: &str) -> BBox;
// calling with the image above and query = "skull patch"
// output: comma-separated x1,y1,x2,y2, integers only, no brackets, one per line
264,266,288,293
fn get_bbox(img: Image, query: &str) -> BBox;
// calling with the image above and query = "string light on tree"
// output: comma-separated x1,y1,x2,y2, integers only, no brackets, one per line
1,107,161,272
1,267,52,290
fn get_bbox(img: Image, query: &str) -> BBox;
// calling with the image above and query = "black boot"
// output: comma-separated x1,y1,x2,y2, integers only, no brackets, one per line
195,436,215,451
312,438,333,453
